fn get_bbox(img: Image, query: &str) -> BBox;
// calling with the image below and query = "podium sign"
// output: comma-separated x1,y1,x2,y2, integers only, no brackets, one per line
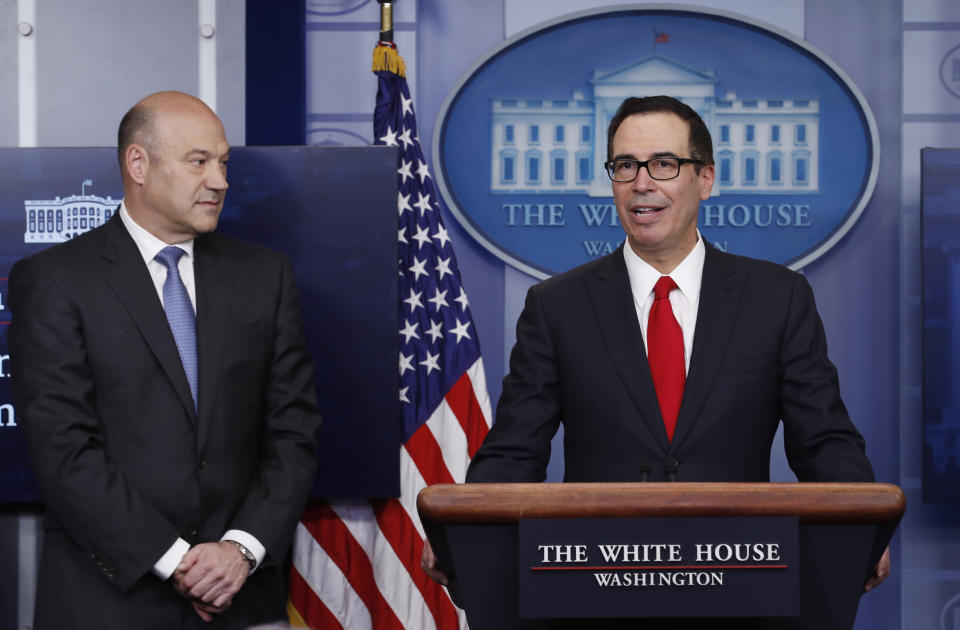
518,517,799,619
419,482,905,629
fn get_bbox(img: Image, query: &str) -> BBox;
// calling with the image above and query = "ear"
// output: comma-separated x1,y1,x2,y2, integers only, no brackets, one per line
125,144,149,185
698,164,715,201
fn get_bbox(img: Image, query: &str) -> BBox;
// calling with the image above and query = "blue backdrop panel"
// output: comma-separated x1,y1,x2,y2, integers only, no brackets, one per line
0,146,399,503
922,147,960,503
246,0,305,146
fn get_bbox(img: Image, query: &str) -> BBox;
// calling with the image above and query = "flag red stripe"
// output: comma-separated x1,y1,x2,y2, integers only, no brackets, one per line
300,503,405,630
289,563,344,630
371,497,461,629
405,423,456,486
444,373,490,458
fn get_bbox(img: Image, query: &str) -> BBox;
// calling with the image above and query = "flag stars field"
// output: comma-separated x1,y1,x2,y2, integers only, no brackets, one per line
416,159,431,183
435,257,452,280
426,319,444,343
448,319,471,343
399,320,420,343
411,224,431,249
397,191,412,216
400,93,414,117
379,125,398,146
397,159,413,184
431,225,450,248
398,127,414,150
419,351,441,375
407,257,428,281
413,191,432,215
399,351,414,376
428,289,448,311
403,288,423,312
455,287,469,310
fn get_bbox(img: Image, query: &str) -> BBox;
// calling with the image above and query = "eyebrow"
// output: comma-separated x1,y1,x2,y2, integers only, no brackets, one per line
612,151,681,161
183,148,231,160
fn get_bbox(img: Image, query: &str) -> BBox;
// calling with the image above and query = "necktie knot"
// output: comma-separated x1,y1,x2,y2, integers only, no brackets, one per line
155,246,186,269
653,275,678,300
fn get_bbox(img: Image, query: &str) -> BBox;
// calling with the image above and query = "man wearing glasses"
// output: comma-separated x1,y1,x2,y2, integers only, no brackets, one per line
433,95,888,589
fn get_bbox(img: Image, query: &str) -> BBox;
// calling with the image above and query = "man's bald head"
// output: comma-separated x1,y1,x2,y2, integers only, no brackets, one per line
117,91,220,174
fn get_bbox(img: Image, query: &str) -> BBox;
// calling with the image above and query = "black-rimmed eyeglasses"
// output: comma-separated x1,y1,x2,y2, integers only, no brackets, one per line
604,157,703,182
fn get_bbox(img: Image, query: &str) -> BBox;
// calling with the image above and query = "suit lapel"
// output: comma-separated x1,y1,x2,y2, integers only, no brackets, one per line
585,247,671,452
193,235,234,429
670,243,745,450
100,215,197,420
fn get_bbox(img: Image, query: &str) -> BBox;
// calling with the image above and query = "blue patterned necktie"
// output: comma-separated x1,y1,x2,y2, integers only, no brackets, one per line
155,246,198,411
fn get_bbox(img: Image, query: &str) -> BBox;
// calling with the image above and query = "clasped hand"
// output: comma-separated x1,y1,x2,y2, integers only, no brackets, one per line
171,541,250,622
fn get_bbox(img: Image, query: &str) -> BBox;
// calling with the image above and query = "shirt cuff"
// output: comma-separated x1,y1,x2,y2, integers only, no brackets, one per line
152,537,191,581
221,529,266,571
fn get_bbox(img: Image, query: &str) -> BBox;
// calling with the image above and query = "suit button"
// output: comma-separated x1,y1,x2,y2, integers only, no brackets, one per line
188,529,198,537
198,460,206,470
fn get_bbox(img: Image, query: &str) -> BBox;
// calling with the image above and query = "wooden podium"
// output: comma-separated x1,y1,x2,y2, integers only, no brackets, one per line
417,483,905,630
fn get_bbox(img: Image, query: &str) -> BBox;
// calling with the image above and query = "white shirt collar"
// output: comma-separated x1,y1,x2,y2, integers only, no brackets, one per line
623,231,705,306
119,200,194,265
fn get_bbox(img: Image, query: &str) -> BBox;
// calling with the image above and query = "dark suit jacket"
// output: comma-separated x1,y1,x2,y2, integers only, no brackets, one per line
467,242,873,484
10,214,323,629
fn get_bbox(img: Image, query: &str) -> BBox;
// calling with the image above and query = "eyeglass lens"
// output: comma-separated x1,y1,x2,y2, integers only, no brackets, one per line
607,158,680,182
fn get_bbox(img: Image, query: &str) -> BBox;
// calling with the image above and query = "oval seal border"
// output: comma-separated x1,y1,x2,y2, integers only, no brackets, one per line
433,4,880,279
940,43,960,100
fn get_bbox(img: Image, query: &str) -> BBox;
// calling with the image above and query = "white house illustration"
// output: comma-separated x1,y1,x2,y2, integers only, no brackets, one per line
24,180,118,243
490,55,819,197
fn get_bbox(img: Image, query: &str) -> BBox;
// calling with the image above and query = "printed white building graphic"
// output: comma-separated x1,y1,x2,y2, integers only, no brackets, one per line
490,55,820,197
24,180,118,243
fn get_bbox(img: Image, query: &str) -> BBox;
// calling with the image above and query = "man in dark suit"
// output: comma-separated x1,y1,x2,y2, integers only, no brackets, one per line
10,91,323,628
423,95,888,589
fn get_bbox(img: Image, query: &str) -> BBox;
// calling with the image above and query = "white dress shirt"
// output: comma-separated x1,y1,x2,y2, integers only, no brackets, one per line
119,202,197,312
622,232,706,374
119,203,266,579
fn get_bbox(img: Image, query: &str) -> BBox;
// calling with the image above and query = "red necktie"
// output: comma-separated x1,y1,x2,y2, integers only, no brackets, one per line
647,276,685,441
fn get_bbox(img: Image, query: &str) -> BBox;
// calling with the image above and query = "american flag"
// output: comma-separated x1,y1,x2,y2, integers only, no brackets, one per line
287,43,492,629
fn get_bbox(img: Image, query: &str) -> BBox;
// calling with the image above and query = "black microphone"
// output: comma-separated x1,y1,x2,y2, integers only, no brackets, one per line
664,456,679,482
638,458,651,482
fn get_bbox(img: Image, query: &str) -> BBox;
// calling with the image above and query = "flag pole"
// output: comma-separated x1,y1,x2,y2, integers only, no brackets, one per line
373,0,405,75
378,0,394,44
